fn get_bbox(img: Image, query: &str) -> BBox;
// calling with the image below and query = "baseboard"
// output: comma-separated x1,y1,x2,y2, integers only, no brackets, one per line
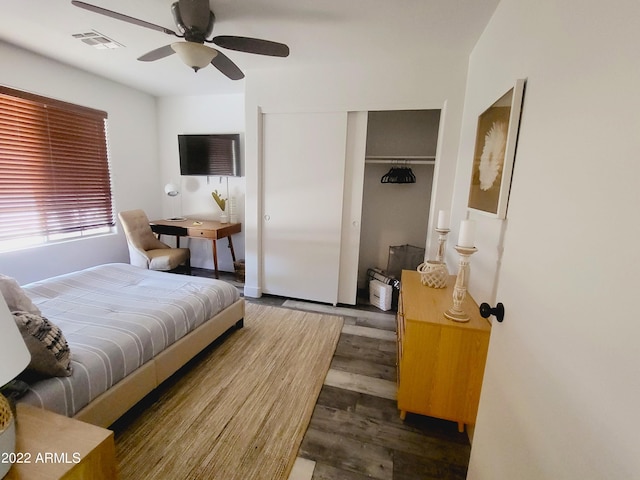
243,285,262,298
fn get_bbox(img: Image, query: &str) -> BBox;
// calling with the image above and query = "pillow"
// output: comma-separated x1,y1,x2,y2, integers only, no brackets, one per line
13,311,72,378
0,274,41,315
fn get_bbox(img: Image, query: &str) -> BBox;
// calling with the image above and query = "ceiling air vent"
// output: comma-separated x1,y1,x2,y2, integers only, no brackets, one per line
73,31,123,49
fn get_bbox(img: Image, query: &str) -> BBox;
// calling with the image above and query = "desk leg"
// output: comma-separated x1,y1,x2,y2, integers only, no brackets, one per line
212,240,219,279
228,236,237,262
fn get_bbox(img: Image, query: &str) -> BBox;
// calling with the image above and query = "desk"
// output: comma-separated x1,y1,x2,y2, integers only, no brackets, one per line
150,218,241,279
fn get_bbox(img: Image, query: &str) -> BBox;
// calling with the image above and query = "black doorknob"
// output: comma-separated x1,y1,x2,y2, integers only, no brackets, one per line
479,302,505,323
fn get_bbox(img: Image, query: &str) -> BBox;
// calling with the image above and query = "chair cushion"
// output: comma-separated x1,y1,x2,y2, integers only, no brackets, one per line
147,248,190,271
118,209,166,251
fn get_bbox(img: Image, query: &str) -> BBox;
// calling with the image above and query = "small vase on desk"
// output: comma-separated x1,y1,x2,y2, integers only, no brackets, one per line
219,211,229,224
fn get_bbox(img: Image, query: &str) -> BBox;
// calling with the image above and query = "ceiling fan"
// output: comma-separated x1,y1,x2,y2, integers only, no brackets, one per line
71,0,290,80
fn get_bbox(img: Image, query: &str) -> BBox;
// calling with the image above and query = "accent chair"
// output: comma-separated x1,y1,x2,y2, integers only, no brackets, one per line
118,209,191,274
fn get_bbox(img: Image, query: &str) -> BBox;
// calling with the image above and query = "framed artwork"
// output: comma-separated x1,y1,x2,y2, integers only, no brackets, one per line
467,79,526,219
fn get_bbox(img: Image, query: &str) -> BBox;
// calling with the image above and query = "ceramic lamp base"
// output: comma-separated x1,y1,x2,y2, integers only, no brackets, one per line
0,395,15,478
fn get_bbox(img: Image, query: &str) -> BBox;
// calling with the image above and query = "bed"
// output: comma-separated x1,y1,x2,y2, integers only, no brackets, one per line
15,263,244,428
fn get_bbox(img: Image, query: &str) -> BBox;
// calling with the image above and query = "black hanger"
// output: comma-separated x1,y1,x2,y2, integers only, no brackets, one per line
381,167,395,183
381,166,416,184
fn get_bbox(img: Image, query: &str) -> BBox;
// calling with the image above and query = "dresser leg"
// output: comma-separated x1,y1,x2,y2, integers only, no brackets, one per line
400,410,407,420
457,422,464,433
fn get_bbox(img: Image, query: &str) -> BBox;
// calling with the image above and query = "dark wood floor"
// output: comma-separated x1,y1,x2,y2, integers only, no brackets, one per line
193,268,471,480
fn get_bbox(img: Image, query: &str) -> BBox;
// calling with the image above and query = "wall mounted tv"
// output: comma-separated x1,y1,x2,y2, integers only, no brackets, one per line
178,133,241,176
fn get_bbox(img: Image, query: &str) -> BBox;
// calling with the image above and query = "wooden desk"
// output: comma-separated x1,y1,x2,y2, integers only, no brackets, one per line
150,218,241,278
6,403,116,479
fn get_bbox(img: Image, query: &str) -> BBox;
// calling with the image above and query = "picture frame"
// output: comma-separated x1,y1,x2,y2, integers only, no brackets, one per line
467,78,526,219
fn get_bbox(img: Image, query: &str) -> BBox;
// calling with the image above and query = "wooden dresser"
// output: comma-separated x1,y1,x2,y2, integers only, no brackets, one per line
397,270,491,432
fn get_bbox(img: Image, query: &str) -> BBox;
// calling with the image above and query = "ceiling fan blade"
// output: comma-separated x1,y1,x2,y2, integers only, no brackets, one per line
211,36,290,57
71,1,180,37
137,45,175,62
210,51,245,80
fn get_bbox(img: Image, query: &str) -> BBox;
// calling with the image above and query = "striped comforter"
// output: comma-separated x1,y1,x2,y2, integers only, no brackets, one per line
19,263,240,417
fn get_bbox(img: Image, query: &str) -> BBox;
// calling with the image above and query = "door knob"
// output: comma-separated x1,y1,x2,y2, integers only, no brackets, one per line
479,302,505,323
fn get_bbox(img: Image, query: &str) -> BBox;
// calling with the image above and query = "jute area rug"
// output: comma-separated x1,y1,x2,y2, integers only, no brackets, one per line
115,303,343,480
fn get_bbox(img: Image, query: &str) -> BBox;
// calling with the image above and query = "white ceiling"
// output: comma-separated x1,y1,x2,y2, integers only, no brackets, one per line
0,0,500,97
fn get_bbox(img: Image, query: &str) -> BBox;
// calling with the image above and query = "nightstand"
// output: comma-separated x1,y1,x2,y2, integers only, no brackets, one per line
397,270,491,432
5,403,117,479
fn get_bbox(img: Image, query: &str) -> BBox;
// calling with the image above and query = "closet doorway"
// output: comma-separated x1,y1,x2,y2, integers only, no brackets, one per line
357,109,441,295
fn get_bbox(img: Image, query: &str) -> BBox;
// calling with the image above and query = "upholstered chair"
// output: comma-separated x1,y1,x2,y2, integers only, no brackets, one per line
118,209,191,273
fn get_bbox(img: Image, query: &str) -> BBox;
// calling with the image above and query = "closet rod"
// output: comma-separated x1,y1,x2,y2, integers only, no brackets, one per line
365,158,435,165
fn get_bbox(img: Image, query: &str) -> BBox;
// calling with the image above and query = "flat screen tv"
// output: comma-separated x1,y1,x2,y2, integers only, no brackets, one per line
178,133,241,176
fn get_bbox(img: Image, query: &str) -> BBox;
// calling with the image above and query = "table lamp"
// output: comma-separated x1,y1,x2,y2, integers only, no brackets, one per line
0,295,31,478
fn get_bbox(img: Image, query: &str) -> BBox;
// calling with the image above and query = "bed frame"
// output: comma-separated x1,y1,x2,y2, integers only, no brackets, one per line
73,298,245,428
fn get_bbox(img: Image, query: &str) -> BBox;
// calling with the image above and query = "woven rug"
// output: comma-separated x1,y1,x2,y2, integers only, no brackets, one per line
115,303,343,480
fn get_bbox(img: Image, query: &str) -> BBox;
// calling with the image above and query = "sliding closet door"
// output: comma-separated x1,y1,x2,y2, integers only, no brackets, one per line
262,112,348,304
337,111,367,305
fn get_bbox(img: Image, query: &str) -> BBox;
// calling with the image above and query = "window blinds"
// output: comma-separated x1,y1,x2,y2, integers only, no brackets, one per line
0,86,113,242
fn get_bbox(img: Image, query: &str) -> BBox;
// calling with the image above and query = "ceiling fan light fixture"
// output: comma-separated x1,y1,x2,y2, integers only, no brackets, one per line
171,42,217,71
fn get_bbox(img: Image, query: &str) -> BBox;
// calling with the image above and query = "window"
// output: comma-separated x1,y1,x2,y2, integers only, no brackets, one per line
0,86,114,250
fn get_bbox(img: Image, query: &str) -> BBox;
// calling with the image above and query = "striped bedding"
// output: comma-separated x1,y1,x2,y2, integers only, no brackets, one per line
18,263,240,417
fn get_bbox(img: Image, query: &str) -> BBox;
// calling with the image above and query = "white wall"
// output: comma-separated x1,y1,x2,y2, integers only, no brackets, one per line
0,42,160,284
452,0,640,478
243,59,470,297
156,94,245,273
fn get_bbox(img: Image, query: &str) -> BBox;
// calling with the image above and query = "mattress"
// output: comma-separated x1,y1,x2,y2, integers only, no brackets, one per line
18,263,240,417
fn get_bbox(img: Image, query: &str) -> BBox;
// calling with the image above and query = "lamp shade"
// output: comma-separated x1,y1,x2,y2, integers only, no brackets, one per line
171,42,217,71
0,295,30,387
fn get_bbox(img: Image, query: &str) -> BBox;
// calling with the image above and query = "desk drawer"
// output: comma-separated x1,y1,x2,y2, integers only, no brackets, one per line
187,228,216,239
150,224,187,236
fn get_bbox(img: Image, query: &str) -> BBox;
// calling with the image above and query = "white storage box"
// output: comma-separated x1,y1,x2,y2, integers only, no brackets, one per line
369,280,392,311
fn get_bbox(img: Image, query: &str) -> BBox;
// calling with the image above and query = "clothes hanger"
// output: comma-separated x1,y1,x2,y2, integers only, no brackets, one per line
381,167,395,183
380,162,417,184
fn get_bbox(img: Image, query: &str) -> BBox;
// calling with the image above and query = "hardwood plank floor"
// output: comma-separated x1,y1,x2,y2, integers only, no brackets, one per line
194,269,471,480
298,321,471,480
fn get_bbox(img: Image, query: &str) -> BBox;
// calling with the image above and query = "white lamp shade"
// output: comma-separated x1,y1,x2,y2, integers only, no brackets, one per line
0,296,30,387
171,42,217,69
164,183,179,197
